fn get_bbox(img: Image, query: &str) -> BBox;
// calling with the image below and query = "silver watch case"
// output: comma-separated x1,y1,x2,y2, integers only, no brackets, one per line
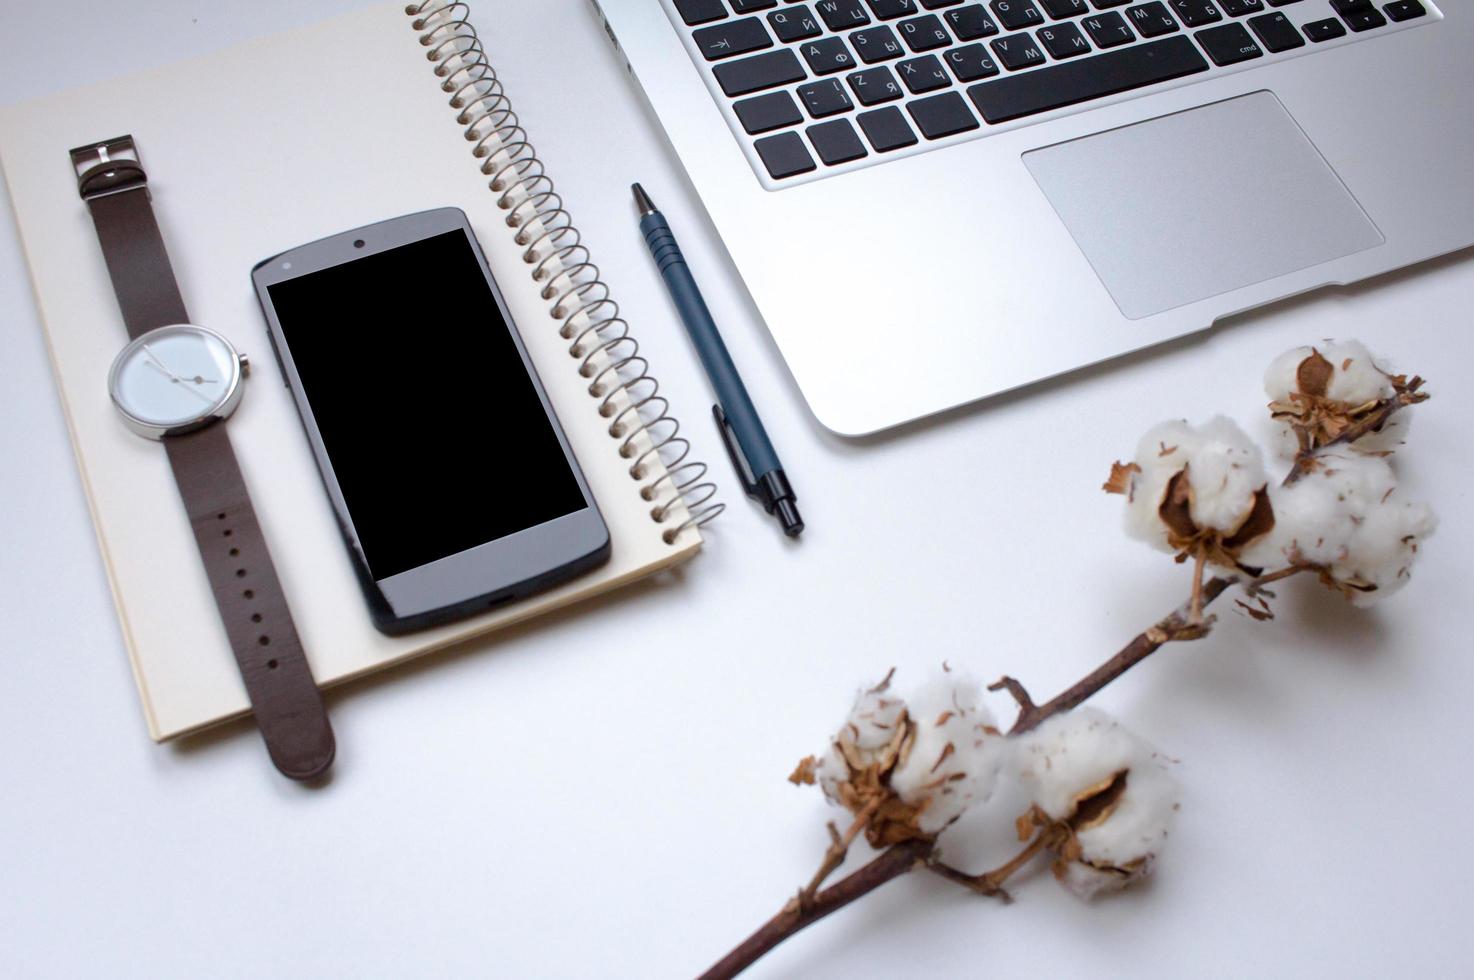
107,324,248,440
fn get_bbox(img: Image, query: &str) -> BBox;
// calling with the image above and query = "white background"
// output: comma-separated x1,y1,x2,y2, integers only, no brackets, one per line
2,2,1471,977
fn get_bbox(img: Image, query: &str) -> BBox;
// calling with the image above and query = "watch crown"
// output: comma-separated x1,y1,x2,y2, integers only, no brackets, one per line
239,353,251,377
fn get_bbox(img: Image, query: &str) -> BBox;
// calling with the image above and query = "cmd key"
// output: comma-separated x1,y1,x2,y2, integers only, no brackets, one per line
968,34,1207,123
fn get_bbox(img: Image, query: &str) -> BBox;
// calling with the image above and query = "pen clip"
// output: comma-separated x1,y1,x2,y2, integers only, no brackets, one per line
713,405,762,503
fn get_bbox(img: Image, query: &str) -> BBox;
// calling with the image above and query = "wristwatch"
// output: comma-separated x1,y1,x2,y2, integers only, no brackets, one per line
71,135,335,780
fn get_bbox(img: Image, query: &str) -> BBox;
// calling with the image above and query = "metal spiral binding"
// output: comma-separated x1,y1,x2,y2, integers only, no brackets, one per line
406,1,723,543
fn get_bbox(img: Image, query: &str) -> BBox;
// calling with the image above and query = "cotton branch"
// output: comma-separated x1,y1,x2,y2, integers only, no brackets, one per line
698,841,933,980
701,342,1433,979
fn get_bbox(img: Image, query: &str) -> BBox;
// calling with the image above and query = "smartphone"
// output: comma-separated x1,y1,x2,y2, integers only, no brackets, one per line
252,208,610,635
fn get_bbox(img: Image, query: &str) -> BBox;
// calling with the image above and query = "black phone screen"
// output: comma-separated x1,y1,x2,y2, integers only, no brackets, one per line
267,229,588,581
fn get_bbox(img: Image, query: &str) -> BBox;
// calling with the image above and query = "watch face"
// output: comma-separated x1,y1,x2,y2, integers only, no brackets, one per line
108,324,244,438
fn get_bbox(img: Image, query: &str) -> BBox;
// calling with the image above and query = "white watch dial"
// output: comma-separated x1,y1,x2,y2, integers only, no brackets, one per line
108,325,244,438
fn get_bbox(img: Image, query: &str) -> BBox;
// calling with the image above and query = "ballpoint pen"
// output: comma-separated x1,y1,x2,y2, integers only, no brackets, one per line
633,183,804,537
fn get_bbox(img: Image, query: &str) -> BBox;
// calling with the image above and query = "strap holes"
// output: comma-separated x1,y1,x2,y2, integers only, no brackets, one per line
216,512,227,520
267,659,279,670
235,568,247,578
222,529,232,537
258,636,270,646
229,548,239,557
251,613,262,624
243,589,254,600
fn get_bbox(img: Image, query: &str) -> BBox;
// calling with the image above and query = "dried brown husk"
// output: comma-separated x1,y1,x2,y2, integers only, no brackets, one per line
1269,348,1414,453
1157,466,1276,573
1018,770,1152,886
791,693,937,847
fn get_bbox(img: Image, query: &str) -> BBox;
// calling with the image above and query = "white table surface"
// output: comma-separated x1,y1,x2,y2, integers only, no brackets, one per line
2,3,1471,977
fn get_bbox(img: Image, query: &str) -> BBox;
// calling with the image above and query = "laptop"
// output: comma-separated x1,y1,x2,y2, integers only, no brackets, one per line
590,0,1472,435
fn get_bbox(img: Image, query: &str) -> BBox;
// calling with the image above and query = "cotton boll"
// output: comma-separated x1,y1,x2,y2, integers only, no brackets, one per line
1264,340,1409,456
813,678,907,805
1013,708,1180,900
889,671,1009,834
1238,452,1437,604
799,670,1007,844
1121,417,1267,552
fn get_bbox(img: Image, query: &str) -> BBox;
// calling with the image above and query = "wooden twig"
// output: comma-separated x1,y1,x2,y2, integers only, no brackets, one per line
697,840,933,980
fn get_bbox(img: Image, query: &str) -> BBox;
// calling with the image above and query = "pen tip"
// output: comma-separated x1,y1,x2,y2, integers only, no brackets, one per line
631,182,657,217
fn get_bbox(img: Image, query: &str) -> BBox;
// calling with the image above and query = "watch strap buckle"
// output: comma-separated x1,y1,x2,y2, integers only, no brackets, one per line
69,135,148,200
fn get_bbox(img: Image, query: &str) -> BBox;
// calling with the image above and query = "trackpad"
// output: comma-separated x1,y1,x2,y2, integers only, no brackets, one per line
1023,91,1383,320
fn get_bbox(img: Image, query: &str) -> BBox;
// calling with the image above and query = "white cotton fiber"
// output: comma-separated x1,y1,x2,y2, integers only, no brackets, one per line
1239,452,1437,604
1123,417,1267,551
1013,708,1180,900
889,671,1008,833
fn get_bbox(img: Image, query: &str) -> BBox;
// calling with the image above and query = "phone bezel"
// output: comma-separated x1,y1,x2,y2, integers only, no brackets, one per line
251,207,610,635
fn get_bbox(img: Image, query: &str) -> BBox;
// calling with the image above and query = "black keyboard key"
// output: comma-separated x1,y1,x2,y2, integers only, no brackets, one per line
1040,0,1089,16
1344,9,1386,30
1038,21,1092,57
1266,0,1302,5
900,14,954,49
1329,0,1372,13
1196,22,1262,63
1247,11,1303,50
991,0,1044,29
1219,0,1264,14
858,105,921,150
713,49,807,96
922,0,965,6
1303,17,1346,40
898,53,953,91
867,0,920,16
675,0,728,26
817,0,872,29
969,34,1208,122
798,76,856,115
733,90,804,133
1127,2,1180,36
1083,11,1135,46
1168,0,1221,26
945,42,1001,79
1093,0,1131,6
807,118,869,163
753,131,817,177
732,0,778,10
852,25,907,60
1384,1,1426,21
946,5,1001,39
769,5,824,40
848,65,907,102
694,18,774,61
907,90,981,137
991,32,1046,69
802,36,859,72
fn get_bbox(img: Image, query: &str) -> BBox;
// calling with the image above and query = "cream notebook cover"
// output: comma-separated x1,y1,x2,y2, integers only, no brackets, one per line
0,2,720,742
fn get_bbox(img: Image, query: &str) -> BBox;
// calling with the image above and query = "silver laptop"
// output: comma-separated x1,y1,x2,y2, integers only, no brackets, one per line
592,0,1471,435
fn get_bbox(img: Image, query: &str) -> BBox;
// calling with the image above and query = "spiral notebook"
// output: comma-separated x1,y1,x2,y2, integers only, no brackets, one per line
0,1,721,742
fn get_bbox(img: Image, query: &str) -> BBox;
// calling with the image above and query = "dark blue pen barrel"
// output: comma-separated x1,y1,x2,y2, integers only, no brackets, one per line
639,212,780,476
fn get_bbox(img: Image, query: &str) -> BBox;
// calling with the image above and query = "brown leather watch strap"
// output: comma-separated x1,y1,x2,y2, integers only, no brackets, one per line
165,425,335,779
73,136,334,779
76,161,189,341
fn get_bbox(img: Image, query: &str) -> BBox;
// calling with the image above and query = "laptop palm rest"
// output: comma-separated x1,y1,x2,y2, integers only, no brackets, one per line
1023,91,1384,321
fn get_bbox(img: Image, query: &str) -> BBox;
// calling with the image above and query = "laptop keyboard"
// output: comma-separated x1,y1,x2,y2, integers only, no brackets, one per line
670,0,1438,185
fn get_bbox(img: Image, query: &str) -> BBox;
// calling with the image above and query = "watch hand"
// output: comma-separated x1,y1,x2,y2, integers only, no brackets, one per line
143,356,216,404
141,343,182,381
